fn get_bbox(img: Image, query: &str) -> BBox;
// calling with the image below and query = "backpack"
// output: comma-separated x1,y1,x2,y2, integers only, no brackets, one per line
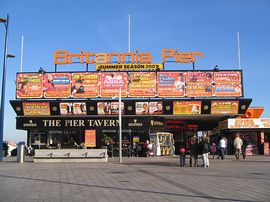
203,141,209,151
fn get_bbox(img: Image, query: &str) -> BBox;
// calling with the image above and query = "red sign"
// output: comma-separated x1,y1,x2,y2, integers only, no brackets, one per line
128,72,156,97
186,72,213,84
16,73,43,98
23,102,50,116
71,73,99,98
43,73,71,98
100,72,127,97
214,71,241,84
85,130,96,147
157,72,185,97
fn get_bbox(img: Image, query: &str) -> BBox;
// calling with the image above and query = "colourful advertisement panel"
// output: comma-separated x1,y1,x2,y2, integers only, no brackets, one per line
135,102,163,115
186,84,213,97
211,101,239,114
157,72,185,97
214,84,242,97
85,130,96,147
128,72,156,97
60,102,87,115
228,118,270,129
16,73,43,98
71,73,99,98
173,101,201,115
23,102,50,116
186,72,213,84
43,73,71,98
214,71,241,84
100,72,127,97
97,102,124,115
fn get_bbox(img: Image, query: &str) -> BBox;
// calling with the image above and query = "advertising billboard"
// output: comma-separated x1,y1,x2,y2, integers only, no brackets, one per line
135,102,163,115
16,73,43,98
157,72,185,97
214,71,241,84
128,72,156,97
214,84,242,97
100,72,128,97
186,84,213,97
211,101,239,114
60,102,87,115
71,73,99,98
173,101,201,115
43,73,71,98
85,130,96,147
97,102,124,115
23,102,50,116
186,72,213,84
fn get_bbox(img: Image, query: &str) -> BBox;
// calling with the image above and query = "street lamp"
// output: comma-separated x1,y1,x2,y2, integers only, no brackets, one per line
0,14,15,162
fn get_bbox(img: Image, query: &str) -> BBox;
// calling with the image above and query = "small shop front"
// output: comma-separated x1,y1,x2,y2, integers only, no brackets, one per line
217,118,270,155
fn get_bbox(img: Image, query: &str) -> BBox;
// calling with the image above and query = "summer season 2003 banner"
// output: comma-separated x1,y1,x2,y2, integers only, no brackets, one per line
16,73,43,98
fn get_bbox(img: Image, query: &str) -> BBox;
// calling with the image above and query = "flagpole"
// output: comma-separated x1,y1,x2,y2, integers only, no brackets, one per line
237,32,241,70
20,35,24,72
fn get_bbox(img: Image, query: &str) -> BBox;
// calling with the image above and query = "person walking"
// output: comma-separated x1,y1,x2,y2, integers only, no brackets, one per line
219,136,226,160
179,139,186,167
210,143,217,159
242,136,249,159
234,133,243,160
189,135,198,167
200,136,210,168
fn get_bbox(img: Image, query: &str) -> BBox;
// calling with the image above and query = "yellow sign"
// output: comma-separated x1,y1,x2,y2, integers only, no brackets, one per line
96,63,163,71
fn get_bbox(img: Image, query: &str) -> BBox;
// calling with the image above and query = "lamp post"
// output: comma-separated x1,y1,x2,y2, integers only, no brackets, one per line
119,87,122,163
0,14,15,162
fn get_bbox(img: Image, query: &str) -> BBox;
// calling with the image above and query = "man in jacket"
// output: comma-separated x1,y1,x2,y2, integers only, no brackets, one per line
200,135,210,167
234,134,243,160
189,135,198,167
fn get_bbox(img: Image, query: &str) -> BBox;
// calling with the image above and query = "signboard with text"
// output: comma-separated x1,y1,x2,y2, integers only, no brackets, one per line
85,130,96,147
128,72,156,97
211,101,239,114
71,73,99,98
100,72,128,97
16,73,43,98
43,73,71,98
23,102,50,116
157,72,185,97
173,101,201,115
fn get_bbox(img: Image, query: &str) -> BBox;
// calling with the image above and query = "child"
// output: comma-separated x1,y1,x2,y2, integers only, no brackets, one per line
179,140,186,167
210,143,217,159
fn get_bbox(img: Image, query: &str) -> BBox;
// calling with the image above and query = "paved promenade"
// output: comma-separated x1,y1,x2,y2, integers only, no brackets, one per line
0,156,270,202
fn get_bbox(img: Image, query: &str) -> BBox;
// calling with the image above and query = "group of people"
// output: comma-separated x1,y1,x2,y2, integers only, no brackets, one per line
179,135,211,167
178,133,250,167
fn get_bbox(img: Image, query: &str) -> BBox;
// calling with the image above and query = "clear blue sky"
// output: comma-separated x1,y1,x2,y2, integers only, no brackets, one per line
1,0,270,142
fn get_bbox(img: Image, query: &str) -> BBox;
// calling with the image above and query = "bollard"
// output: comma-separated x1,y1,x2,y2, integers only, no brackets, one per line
17,142,25,163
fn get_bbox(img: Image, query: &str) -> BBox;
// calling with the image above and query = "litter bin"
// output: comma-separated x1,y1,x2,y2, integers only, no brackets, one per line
17,142,25,163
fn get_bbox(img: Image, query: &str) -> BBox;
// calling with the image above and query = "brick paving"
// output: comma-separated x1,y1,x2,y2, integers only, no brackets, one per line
0,156,270,202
